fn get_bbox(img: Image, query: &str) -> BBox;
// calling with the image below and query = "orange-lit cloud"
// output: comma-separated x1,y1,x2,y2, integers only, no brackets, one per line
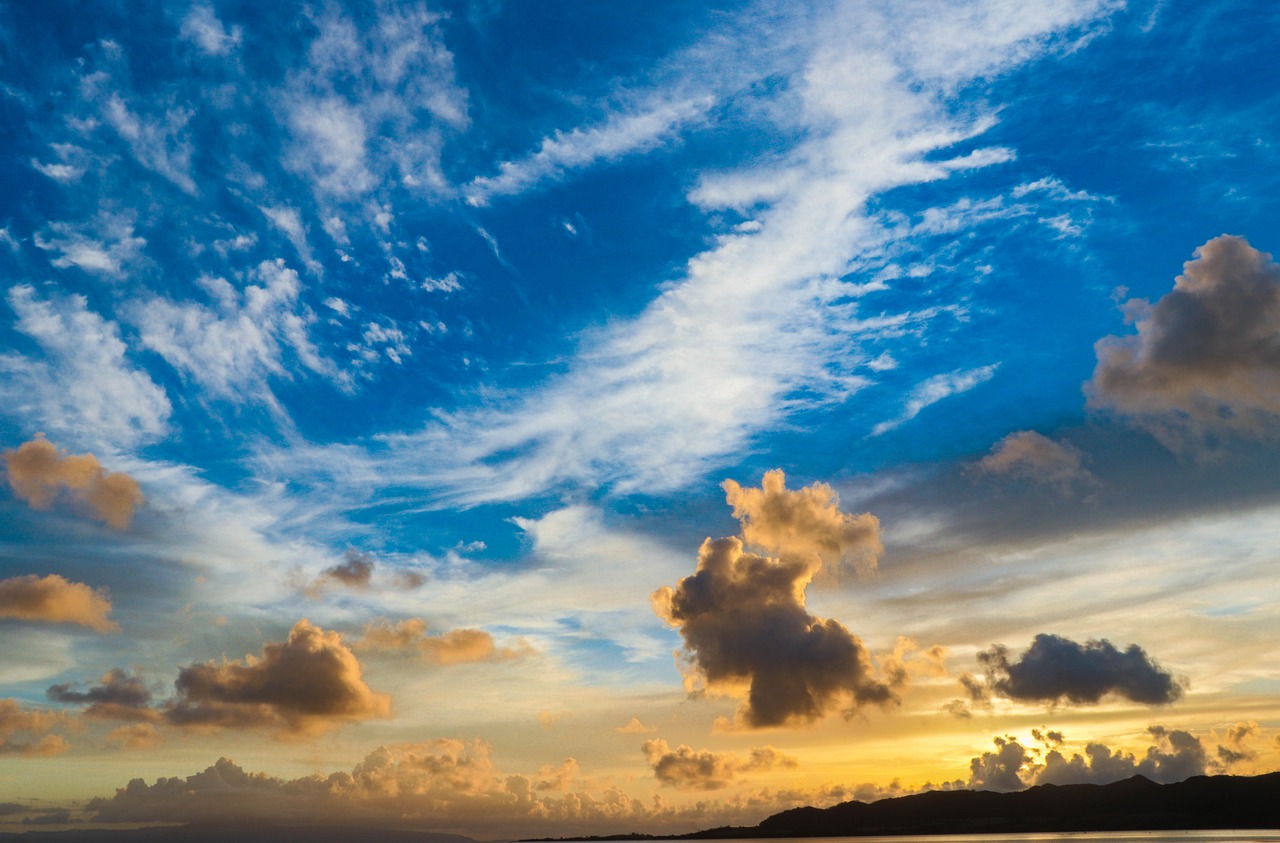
4,436,144,528
653,471,896,728
105,723,162,749
1089,235,1280,450
356,618,527,666
615,716,657,734
0,573,118,632
165,619,390,736
972,430,1096,494
0,698,69,757
642,739,796,790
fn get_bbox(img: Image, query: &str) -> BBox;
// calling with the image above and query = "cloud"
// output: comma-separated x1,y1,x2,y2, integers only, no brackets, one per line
179,4,242,56
465,96,711,205
1089,235,1280,450
4,435,144,528
967,735,1033,792
0,574,118,632
318,551,375,589
0,286,171,447
871,365,1000,436
133,260,346,405
652,472,896,728
106,723,163,749
641,739,797,791
355,618,525,666
32,212,146,279
971,430,1097,494
977,633,1184,706
0,699,69,757
1215,720,1258,767
164,620,390,736
47,669,156,721
83,742,762,838
1035,726,1209,785
615,716,657,734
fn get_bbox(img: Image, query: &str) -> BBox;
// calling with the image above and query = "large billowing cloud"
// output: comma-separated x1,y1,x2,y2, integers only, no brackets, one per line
977,634,1183,706
164,620,390,736
356,618,526,666
971,431,1097,494
0,574,118,632
1089,235,1280,449
0,699,69,757
47,669,156,722
652,471,896,728
3,436,144,528
642,739,796,791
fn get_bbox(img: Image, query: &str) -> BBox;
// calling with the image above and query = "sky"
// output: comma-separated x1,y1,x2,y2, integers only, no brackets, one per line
1,0,1279,837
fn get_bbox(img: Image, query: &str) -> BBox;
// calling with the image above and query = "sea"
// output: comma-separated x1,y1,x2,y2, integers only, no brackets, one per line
597,835,1280,843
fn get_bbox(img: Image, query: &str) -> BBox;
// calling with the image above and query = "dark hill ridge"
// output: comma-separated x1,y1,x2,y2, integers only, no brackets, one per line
523,771,1280,840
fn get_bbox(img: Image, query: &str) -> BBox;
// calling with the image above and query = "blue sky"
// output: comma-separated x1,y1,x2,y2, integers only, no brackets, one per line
2,0,1280,836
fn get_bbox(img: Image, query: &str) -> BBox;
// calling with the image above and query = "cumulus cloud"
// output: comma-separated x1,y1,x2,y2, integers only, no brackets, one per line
652,471,897,728
615,716,657,734
0,574,118,632
0,699,69,757
1089,235,1280,450
1215,720,1258,767
47,669,156,721
355,618,525,666
164,620,390,736
972,430,1097,494
1036,726,1210,785
967,726,1211,791
977,633,1184,706
4,435,144,528
317,551,375,590
642,739,797,791
83,742,764,838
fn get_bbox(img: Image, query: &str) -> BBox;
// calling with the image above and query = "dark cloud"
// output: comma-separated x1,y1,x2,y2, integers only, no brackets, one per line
641,739,796,791
967,736,1032,792
0,698,69,757
971,431,1096,494
1036,726,1209,785
0,573,118,632
3,435,144,528
47,669,157,721
652,472,896,728
977,633,1183,706
1215,720,1257,767
164,619,390,736
322,551,375,588
1089,235,1280,450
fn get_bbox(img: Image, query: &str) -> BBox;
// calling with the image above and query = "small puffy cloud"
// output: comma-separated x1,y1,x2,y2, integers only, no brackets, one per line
967,735,1033,792
614,716,657,734
641,739,796,791
971,430,1097,494
978,633,1184,706
723,469,882,575
652,472,896,729
0,574,118,632
321,551,374,589
0,699,69,757
4,435,144,528
355,618,526,666
180,3,242,55
1089,235,1280,450
165,620,390,736
1216,720,1258,767
47,669,156,721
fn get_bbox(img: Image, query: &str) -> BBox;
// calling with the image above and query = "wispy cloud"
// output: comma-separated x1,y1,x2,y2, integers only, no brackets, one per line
871,365,1000,436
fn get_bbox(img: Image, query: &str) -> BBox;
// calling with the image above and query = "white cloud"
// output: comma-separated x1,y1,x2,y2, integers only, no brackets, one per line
102,94,196,195
33,212,146,279
133,260,347,407
0,286,170,448
296,0,1114,506
871,365,999,436
465,96,712,206
259,206,322,276
179,3,242,56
